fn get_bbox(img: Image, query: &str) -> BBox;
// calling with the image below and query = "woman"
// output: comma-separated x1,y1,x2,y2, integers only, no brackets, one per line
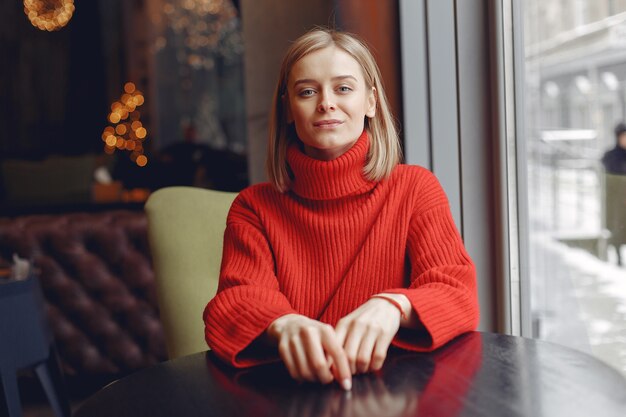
203,28,479,391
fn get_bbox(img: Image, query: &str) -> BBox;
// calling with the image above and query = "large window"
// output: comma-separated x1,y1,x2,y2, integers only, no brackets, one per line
520,0,626,376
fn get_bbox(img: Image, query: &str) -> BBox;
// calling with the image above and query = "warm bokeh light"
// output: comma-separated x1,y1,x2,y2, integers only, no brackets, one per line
162,0,241,75
109,113,121,124
115,124,127,135
136,155,148,167
124,82,136,94
105,135,117,147
102,82,149,166
24,0,75,32
135,127,147,139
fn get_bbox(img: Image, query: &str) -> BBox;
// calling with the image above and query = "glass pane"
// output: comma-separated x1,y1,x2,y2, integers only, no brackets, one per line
522,0,626,376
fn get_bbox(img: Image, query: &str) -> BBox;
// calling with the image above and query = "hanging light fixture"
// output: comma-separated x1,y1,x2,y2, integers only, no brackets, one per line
161,0,243,70
23,0,75,32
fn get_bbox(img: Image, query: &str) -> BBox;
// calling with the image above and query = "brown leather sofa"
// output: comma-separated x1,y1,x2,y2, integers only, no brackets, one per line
0,210,167,383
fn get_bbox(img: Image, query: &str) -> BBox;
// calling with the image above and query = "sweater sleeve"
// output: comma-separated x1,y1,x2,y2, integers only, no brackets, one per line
203,194,297,368
384,172,479,351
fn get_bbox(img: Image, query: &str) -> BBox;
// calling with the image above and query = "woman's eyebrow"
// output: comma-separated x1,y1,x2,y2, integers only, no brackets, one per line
293,78,317,87
292,75,358,87
332,75,358,82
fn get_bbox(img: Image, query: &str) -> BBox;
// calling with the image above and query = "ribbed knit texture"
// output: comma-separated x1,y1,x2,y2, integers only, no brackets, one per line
203,131,479,368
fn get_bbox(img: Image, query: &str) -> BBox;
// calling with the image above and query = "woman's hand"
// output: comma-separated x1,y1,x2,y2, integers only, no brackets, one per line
267,314,352,390
335,294,409,374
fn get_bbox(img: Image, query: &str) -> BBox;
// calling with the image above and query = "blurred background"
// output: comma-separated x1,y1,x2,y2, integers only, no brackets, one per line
522,0,626,374
0,0,402,214
1,0,248,212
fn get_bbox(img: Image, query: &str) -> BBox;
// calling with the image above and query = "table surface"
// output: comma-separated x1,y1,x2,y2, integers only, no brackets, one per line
75,332,626,417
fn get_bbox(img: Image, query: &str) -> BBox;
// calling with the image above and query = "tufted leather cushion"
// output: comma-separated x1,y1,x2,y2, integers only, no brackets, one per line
0,210,167,377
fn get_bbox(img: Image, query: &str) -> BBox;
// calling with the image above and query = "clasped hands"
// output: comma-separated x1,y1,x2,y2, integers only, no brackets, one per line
266,294,413,391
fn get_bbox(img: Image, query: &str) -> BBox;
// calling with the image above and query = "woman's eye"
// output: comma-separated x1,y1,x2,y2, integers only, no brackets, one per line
299,89,315,97
338,86,353,92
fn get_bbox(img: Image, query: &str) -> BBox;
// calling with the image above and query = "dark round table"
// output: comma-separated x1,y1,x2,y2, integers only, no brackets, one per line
75,332,626,417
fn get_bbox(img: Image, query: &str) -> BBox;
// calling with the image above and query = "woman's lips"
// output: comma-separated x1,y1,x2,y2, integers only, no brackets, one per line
313,119,343,128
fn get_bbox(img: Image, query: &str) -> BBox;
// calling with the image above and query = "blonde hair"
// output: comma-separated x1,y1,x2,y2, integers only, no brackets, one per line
266,28,402,192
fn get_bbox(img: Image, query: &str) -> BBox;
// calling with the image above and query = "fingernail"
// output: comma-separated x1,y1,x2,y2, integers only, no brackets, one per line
341,378,352,391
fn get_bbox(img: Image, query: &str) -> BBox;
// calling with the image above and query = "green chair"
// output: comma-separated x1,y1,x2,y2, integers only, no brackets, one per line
604,173,626,265
145,186,237,359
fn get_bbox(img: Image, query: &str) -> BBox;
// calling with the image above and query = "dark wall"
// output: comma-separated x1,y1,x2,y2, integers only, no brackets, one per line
0,1,115,158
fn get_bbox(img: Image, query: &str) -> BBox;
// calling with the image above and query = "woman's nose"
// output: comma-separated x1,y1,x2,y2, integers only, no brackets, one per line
317,92,336,112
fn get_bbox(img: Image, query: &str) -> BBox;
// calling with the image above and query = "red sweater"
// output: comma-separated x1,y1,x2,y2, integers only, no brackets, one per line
204,131,479,367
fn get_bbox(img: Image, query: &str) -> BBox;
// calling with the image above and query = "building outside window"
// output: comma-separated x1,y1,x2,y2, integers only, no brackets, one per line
521,0,626,376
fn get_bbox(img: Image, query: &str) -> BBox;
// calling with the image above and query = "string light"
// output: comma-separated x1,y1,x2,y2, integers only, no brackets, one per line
23,0,75,32
136,155,148,167
102,82,149,167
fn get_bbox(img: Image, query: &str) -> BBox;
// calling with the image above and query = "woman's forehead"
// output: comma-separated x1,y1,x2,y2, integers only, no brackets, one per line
288,47,365,85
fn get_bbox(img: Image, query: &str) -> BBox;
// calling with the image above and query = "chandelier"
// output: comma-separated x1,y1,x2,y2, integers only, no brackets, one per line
160,0,243,69
23,0,75,32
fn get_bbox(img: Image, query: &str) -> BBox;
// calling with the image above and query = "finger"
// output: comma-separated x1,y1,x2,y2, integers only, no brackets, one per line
370,334,393,371
334,320,348,348
326,353,350,391
320,329,352,389
342,323,365,374
291,337,311,381
326,353,336,380
278,339,300,381
356,330,378,373
302,328,334,384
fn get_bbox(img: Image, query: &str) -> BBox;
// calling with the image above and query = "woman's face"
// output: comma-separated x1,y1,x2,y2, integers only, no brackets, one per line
286,46,376,161
619,133,626,149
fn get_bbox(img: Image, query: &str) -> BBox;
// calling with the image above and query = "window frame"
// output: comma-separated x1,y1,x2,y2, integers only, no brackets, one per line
399,0,529,334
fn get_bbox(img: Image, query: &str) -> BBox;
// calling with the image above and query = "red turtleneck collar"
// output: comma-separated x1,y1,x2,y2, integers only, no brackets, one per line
286,130,377,200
